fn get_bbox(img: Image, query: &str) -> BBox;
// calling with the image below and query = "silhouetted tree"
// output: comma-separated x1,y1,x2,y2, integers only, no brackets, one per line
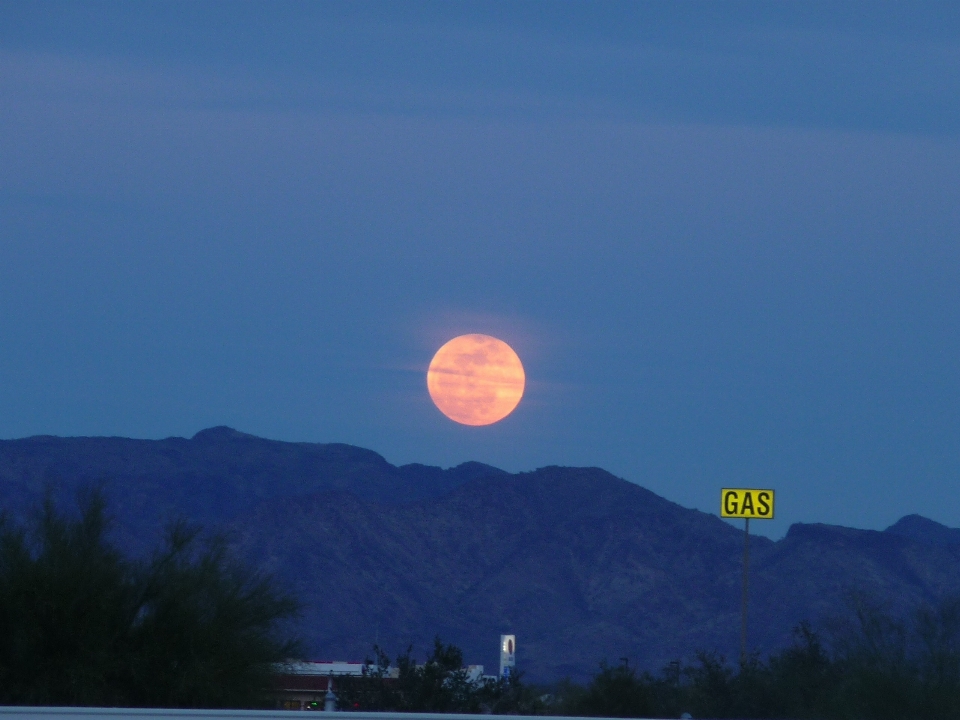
765,621,837,718
561,661,651,718
0,490,300,707
557,597,960,719
336,637,544,714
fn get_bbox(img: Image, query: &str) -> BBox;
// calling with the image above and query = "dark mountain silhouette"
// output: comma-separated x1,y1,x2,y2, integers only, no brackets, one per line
1,427,959,681
231,470,960,681
884,513,960,546
0,426,500,552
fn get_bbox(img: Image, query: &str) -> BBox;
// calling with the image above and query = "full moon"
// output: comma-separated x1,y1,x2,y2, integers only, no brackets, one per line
427,334,525,426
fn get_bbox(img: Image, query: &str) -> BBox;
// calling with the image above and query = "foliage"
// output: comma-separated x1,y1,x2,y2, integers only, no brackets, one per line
337,594,960,718
0,490,300,708
548,595,960,720
562,661,656,718
335,637,545,714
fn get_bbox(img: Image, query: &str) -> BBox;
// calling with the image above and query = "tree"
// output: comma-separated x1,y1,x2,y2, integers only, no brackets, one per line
0,490,300,708
336,638,544,714
568,661,656,718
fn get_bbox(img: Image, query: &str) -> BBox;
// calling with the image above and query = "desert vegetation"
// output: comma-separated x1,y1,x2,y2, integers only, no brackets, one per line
342,596,960,719
335,638,543,714
539,595,960,719
0,490,300,707
3,491,960,719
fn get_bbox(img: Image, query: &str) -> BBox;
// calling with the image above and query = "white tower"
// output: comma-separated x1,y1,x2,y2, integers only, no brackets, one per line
499,634,516,678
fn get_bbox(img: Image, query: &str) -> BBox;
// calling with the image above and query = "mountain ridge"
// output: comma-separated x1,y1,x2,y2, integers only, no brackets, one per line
0,427,957,681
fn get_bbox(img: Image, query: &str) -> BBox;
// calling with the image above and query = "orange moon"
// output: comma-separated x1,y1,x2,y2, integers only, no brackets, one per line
427,334,525,426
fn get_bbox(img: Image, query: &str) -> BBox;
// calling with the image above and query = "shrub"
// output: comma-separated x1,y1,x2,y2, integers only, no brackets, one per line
0,490,300,708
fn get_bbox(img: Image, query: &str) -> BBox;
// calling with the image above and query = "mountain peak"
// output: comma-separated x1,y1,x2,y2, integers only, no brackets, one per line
446,461,507,481
885,514,960,546
191,426,255,442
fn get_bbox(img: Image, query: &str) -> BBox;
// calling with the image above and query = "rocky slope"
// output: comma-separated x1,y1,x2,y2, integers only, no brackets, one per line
2,427,958,681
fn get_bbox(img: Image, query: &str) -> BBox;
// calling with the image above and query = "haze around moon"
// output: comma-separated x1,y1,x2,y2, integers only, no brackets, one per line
427,334,525,426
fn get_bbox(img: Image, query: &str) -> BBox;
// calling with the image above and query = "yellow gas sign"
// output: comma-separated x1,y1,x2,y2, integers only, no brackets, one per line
721,489,775,519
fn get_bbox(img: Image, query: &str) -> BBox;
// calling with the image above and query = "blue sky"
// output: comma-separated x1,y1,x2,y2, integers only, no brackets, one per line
1,1,959,537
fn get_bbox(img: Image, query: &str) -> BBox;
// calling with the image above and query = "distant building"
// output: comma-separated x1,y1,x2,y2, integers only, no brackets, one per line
277,636,515,710
274,661,394,710
464,665,486,683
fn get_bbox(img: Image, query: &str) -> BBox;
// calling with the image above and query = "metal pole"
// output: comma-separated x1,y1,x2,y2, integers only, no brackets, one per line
740,517,750,664
324,675,336,712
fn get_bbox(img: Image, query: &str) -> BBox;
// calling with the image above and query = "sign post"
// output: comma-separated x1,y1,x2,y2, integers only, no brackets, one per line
720,488,775,663
499,635,516,678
